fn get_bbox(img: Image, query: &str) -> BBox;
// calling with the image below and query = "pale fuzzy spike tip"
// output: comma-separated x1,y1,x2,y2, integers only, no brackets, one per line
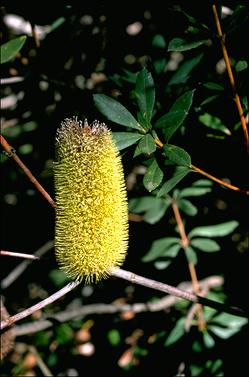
54,117,129,283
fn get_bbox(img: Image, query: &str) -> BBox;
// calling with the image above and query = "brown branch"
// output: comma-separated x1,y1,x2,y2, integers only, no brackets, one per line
1,250,40,260
13,276,224,337
212,4,249,153
191,164,249,194
171,199,205,330
0,135,56,208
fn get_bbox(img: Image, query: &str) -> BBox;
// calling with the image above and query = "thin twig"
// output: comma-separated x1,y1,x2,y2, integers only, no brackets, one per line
212,4,249,153
171,199,205,330
30,23,40,49
1,250,40,260
13,276,224,337
1,240,54,289
29,346,53,376
1,77,24,85
0,135,56,208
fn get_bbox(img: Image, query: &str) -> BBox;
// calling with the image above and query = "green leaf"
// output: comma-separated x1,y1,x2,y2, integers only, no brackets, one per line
203,82,224,91
142,237,180,262
179,186,212,197
211,313,248,328
107,329,121,346
235,60,248,72
168,37,207,51
188,221,239,238
154,260,172,270
185,246,197,264
203,331,215,349
135,68,155,127
155,90,195,141
129,196,170,224
164,144,191,166
93,94,144,132
178,198,198,216
56,324,74,345
199,113,231,135
0,36,27,64
137,134,157,155
165,318,185,346
190,238,220,252
112,132,142,150
209,325,243,339
192,179,213,187
157,166,191,197
152,34,166,48
143,159,164,192
168,53,203,85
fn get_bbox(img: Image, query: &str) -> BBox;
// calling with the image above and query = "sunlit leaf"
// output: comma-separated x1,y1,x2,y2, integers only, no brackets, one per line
190,238,220,252
143,158,164,192
112,132,142,150
188,221,239,238
93,94,144,131
1,36,27,64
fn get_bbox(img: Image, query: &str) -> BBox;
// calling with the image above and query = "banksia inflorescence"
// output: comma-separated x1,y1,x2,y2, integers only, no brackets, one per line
54,118,129,283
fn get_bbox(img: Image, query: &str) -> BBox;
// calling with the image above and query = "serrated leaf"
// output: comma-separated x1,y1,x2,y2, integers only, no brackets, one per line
155,90,195,141
178,198,198,216
190,238,220,252
188,221,239,238
137,134,156,155
1,36,27,64
157,166,191,197
168,53,203,85
93,94,144,131
185,246,197,264
165,318,185,346
199,113,231,135
142,237,180,262
143,159,164,192
135,68,155,127
112,132,142,150
168,37,207,51
164,144,191,166
179,186,212,197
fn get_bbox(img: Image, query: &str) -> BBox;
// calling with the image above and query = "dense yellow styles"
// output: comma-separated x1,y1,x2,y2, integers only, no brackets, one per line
54,118,129,283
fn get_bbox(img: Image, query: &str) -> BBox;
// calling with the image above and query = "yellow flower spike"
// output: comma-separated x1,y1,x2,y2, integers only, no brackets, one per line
54,117,129,283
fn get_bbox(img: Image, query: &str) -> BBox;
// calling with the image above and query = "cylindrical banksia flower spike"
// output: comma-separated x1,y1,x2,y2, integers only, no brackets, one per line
54,118,129,283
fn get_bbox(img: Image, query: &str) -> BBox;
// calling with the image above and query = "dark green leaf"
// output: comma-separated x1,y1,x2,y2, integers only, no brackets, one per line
203,331,215,349
142,237,180,262
135,68,155,127
129,196,170,224
188,221,239,238
200,95,220,107
152,34,166,48
157,166,191,197
190,238,220,252
93,94,144,131
165,318,185,346
164,144,191,166
112,132,142,150
168,53,203,85
203,82,224,91
137,134,157,155
107,329,121,346
199,113,231,135
0,36,27,64
155,90,195,141
153,58,167,74
143,159,164,192
143,200,170,224
178,198,198,216
168,37,207,51
56,324,74,344
185,246,197,264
